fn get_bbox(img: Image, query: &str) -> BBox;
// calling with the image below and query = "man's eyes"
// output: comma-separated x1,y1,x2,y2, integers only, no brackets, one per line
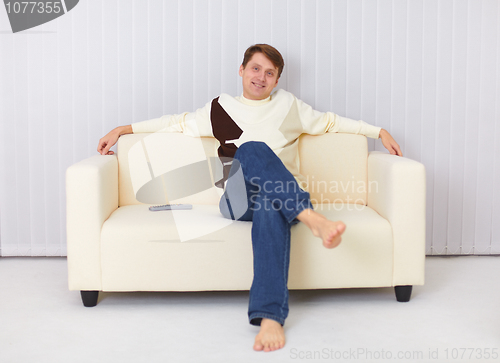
252,67,275,77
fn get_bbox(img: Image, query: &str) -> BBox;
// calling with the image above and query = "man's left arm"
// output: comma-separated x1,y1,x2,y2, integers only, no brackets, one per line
294,96,403,157
322,112,403,157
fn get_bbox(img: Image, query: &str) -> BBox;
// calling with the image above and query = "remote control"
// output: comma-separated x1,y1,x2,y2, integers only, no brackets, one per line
149,204,193,211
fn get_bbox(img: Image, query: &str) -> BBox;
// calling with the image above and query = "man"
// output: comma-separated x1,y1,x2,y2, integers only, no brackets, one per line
97,44,402,352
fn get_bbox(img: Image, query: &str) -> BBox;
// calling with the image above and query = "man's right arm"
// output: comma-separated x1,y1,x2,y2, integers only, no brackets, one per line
97,100,214,155
97,125,132,155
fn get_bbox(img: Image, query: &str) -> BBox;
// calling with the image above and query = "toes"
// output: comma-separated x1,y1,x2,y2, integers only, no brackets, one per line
324,229,337,247
324,231,343,248
253,340,264,351
255,337,285,352
337,222,346,234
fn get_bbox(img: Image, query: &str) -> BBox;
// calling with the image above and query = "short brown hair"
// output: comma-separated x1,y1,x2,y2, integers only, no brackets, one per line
242,44,285,78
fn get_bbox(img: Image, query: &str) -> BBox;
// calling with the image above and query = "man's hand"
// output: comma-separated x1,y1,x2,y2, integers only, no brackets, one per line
379,129,402,156
97,125,132,155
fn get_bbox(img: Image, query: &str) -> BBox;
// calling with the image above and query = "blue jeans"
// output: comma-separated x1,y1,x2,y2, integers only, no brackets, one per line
219,141,313,326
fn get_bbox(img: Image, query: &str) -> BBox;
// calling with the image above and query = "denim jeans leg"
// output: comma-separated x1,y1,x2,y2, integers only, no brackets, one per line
218,141,314,327
247,192,291,326
218,159,257,222
234,141,314,223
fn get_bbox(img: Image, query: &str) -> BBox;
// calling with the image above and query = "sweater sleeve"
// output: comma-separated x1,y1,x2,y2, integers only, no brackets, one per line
131,100,213,137
296,97,381,139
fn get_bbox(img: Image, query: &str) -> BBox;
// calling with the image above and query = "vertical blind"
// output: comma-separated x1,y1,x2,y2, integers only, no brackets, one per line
0,0,499,256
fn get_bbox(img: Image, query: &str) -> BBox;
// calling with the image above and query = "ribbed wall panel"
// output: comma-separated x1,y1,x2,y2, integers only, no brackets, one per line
0,0,498,256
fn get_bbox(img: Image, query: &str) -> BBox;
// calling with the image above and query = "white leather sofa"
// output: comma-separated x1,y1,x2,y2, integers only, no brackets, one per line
66,132,426,307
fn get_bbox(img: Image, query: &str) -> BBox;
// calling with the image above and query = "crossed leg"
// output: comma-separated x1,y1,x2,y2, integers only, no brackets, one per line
219,141,346,352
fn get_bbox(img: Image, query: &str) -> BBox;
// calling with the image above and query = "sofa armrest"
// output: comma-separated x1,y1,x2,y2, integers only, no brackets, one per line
367,151,426,286
66,155,118,291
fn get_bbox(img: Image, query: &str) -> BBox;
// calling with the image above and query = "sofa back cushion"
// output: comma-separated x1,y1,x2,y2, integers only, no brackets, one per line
298,133,368,205
117,132,368,206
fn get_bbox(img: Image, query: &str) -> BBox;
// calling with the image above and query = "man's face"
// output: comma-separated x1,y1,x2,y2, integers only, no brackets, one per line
239,52,279,100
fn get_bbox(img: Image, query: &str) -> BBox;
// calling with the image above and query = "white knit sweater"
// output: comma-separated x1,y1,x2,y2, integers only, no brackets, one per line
132,89,381,188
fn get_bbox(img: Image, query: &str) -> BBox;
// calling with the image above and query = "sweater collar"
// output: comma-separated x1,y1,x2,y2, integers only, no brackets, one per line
237,93,272,106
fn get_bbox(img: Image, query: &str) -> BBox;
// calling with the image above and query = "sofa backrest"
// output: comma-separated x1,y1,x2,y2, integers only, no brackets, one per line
298,133,368,205
117,132,368,207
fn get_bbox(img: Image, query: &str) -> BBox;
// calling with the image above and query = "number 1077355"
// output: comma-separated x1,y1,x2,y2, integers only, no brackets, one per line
5,1,63,14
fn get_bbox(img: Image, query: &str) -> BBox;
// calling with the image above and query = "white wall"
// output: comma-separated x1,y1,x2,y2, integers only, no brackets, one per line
0,0,499,256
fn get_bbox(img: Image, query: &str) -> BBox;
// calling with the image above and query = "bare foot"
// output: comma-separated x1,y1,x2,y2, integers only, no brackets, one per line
297,209,346,248
253,318,286,352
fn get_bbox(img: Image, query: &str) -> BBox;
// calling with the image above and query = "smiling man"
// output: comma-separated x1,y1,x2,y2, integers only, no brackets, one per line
239,51,280,100
97,44,401,353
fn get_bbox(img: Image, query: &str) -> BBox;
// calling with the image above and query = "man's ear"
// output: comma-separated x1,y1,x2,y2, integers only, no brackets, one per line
239,64,244,77
271,76,279,90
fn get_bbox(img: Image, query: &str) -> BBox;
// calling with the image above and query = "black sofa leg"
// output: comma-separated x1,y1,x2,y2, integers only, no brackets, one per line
394,285,412,302
81,290,99,307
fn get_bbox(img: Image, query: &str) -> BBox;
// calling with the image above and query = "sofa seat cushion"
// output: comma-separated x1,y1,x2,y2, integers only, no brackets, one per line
100,203,393,291
288,204,393,289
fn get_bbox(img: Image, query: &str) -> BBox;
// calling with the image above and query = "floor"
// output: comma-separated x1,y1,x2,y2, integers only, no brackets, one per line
0,256,499,363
